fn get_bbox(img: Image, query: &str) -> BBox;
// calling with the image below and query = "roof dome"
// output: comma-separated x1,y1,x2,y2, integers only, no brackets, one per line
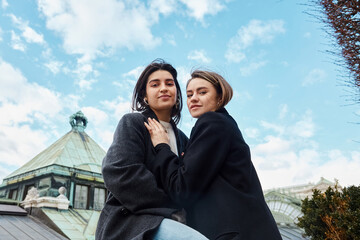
3,111,106,181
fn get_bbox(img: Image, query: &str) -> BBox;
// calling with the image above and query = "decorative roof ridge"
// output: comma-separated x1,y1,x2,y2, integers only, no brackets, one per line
2,164,104,184
69,111,88,132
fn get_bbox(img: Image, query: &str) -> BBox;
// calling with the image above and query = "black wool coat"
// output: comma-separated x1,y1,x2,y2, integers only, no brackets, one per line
95,110,188,240
147,108,282,240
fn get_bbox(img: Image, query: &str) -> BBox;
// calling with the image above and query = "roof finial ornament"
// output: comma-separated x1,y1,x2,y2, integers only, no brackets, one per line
69,111,88,132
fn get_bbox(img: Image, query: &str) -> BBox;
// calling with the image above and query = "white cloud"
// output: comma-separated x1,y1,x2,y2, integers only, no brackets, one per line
176,22,191,39
101,96,132,121
82,107,109,127
176,66,191,87
122,66,145,80
311,150,360,187
81,107,113,150
42,48,64,74
302,68,326,86
0,60,89,180
0,59,66,178
266,84,279,99
149,0,177,16
10,31,26,51
244,127,259,139
2,0,8,9
44,60,63,74
33,0,230,90
239,60,267,76
261,110,315,138
77,79,97,91
113,65,145,93
278,104,288,119
232,90,252,105
0,125,49,167
0,27,3,42
37,0,182,91
164,34,177,46
97,129,115,151
62,94,82,113
9,14,45,45
260,121,285,135
73,62,99,91
37,0,162,60
0,59,63,124
250,106,360,189
0,166,11,185
22,26,45,44
179,0,226,22
254,136,292,156
289,110,315,138
188,49,211,63
75,61,96,77
225,19,285,63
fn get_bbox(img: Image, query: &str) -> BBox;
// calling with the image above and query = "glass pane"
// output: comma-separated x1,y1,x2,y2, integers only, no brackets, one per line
93,188,105,210
9,189,18,200
38,178,51,189
74,185,88,209
0,190,5,198
53,177,68,189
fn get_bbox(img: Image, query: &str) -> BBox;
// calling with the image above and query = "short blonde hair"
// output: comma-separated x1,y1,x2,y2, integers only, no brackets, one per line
187,70,233,109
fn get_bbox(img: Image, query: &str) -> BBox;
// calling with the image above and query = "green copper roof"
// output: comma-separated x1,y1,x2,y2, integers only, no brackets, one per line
4,111,106,180
41,208,100,240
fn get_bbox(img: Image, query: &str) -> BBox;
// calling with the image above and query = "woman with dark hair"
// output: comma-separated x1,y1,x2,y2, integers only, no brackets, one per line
95,60,207,240
145,70,282,240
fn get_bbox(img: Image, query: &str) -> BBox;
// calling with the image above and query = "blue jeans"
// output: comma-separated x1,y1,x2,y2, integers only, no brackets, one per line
152,218,208,240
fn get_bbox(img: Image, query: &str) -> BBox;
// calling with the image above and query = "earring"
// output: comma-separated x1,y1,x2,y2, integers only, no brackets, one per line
144,98,149,105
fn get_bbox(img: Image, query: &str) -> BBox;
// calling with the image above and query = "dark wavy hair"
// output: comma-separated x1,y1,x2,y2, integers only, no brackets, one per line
132,59,182,124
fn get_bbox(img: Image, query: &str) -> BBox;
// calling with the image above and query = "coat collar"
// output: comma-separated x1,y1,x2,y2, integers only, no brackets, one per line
142,108,158,120
142,108,178,130
215,107,229,115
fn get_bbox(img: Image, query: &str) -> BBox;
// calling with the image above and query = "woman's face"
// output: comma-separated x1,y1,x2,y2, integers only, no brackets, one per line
145,70,177,116
186,78,219,118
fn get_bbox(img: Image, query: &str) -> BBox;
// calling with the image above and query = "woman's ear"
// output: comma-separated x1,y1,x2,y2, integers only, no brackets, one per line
217,97,222,107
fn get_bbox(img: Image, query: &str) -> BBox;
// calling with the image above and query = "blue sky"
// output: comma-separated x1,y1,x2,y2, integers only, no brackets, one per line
0,0,359,189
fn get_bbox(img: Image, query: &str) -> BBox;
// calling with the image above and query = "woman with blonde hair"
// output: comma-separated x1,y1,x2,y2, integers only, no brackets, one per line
145,70,282,240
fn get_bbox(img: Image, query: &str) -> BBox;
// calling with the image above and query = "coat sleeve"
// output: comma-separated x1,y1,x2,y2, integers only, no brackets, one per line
102,113,177,215
147,112,232,206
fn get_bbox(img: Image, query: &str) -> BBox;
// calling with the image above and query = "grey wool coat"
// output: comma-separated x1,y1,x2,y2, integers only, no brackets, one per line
95,109,188,240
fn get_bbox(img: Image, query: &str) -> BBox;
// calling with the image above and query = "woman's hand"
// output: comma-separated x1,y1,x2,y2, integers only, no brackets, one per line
144,118,170,147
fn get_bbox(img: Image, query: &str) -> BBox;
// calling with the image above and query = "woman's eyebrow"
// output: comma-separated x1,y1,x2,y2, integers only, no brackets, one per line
148,79,160,83
196,87,208,91
148,79,174,83
187,87,208,93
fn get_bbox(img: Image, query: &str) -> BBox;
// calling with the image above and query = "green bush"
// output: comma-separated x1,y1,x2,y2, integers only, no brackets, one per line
297,184,360,240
